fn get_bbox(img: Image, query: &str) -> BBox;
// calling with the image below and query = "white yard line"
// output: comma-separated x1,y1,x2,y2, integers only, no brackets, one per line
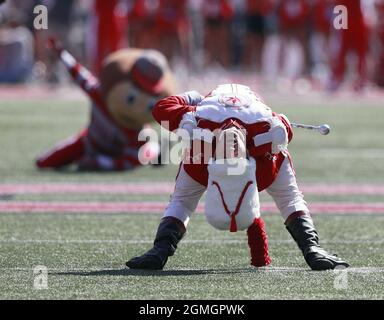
252,267,384,273
1,266,383,273
1,201,384,214
314,148,384,158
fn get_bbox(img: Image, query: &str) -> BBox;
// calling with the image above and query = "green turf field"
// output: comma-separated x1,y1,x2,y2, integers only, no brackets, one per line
0,94,384,299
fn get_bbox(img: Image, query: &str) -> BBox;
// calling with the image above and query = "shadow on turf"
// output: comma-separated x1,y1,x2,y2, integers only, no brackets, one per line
51,267,257,277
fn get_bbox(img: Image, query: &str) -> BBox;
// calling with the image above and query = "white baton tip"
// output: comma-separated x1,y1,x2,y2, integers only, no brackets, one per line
319,124,330,135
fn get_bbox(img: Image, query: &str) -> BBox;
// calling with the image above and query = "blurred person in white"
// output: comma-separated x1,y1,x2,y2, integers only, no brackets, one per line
0,2,34,83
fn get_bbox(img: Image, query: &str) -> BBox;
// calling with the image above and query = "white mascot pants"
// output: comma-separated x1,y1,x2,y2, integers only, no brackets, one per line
164,156,309,226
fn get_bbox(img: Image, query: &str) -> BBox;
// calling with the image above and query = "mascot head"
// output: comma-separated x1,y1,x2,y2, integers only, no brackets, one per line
100,49,175,130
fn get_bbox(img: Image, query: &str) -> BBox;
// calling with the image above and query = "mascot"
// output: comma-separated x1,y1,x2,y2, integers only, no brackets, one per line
126,84,350,271
36,39,175,171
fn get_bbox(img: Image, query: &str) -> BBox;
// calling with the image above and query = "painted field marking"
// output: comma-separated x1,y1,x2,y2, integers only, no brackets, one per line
0,266,383,274
1,183,384,195
314,148,384,159
0,183,175,195
1,201,384,214
0,239,383,245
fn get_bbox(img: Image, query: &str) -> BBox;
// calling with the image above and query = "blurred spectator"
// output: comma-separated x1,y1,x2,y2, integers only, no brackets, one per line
374,0,384,87
202,0,234,67
154,0,189,63
187,0,205,70
276,0,311,79
328,0,369,91
127,0,158,50
32,0,76,82
0,3,34,83
88,0,127,75
243,0,275,71
0,0,382,93
127,0,189,63
310,0,334,83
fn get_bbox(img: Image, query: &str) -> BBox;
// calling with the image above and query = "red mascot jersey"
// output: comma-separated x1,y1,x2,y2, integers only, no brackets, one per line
152,88,293,191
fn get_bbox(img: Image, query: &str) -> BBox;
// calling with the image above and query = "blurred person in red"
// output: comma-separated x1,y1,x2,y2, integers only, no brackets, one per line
202,0,234,67
310,0,334,84
243,0,275,72
276,0,311,77
312,0,333,36
328,0,369,91
127,0,158,50
153,0,190,62
88,0,127,76
374,0,384,87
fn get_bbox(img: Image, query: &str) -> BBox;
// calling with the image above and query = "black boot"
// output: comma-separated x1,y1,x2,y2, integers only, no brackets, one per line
285,212,349,271
126,217,186,270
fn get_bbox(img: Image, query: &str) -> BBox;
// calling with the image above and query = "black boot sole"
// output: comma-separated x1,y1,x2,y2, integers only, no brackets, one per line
126,255,166,270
